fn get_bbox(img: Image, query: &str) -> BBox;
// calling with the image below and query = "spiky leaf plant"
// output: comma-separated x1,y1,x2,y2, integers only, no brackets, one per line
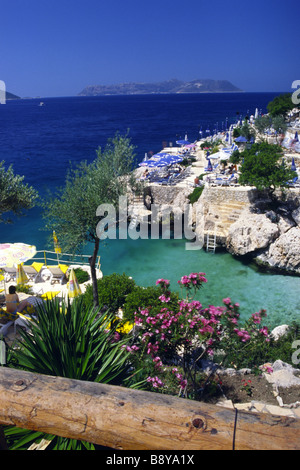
5,297,133,450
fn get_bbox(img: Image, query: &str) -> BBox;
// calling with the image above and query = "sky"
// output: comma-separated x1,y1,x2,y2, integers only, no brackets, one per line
0,0,299,97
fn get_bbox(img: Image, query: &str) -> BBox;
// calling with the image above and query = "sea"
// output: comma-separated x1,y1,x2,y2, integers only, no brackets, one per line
0,92,299,327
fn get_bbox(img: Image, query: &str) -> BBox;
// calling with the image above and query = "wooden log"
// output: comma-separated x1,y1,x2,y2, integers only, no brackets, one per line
0,367,299,450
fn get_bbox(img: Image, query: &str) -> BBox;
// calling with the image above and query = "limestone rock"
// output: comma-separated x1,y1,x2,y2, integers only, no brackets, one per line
292,206,300,226
271,325,290,341
257,226,300,274
264,360,300,388
226,210,279,255
277,215,295,235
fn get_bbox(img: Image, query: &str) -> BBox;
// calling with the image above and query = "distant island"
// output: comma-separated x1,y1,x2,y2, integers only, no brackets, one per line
6,91,20,100
78,79,243,96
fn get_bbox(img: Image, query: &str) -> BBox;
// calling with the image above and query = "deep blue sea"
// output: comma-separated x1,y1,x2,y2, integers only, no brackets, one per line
0,93,299,326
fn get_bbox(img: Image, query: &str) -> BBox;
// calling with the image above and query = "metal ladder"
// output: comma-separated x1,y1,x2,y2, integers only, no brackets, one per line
206,231,217,253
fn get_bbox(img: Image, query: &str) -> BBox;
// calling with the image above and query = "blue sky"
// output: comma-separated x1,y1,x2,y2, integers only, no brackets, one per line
0,0,299,97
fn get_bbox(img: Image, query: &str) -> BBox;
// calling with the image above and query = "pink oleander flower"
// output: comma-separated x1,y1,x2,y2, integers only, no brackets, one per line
156,278,170,287
252,312,262,324
159,294,171,303
259,326,269,337
223,297,232,305
234,328,251,342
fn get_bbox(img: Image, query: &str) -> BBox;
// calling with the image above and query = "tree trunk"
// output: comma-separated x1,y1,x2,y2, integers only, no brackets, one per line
89,237,100,307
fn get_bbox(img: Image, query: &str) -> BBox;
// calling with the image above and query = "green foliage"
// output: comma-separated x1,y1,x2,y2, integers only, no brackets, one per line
0,161,38,223
229,150,241,164
6,297,133,450
82,272,136,312
233,127,241,138
73,267,89,284
8,297,131,382
267,93,294,117
42,133,136,253
188,186,204,204
16,284,32,294
238,142,295,195
271,115,287,135
254,115,272,135
240,121,256,141
41,132,137,305
123,285,179,324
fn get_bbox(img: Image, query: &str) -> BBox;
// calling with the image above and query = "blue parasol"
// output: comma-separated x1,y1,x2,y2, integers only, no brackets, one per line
235,136,248,143
291,158,297,171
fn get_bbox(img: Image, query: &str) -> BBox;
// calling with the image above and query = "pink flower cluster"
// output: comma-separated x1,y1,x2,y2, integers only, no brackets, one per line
147,376,164,388
128,276,271,394
178,272,207,288
171,368,187,390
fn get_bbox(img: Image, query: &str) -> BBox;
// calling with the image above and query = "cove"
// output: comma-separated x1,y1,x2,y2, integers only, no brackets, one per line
96,236,300,328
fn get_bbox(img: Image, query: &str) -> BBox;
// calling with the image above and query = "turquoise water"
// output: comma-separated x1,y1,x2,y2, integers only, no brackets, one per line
98,237,300,328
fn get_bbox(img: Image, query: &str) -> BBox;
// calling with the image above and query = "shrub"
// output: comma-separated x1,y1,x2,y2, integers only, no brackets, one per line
188,186,204,204
6,297,133,449
82,272,136,312
125,274,286,398
123,285,179,324
73,267,89,284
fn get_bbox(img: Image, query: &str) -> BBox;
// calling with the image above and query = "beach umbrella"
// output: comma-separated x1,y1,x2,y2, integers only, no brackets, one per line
176,139,190,146
159,155,183,165
295,132,298,142
291,158,297,171
235,136,248,143
16,263,29,285
67,268,82,299
139,159,160,167
53,231,61,255
0,243,36,268
206,159,212,171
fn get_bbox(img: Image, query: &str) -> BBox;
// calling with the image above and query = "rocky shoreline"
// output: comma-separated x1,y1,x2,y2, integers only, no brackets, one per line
133,182,300,276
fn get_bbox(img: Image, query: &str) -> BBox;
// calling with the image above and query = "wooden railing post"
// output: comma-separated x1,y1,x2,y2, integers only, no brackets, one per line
0,367,299,450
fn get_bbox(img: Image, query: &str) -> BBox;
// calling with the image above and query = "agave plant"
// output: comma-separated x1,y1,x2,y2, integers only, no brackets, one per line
5,297,134,450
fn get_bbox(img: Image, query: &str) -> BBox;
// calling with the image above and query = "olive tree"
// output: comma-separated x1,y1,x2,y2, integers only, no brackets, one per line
42,133,138,306
0,161,38,223
238,143,295,199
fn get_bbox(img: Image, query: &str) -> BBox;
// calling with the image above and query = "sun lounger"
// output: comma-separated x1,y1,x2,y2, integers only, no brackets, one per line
22,262,44,283
1,266,16,282
46,264,69,284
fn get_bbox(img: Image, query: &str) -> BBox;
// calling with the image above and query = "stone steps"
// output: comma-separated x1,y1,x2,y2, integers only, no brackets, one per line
205,201,248,238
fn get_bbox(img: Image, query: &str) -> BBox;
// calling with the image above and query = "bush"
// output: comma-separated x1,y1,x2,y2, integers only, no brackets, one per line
123,285,179,324
73,267,89,284
188,186,204,204
82,272,136,312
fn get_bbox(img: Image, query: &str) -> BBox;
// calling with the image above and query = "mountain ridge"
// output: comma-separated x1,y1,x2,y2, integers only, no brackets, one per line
78,79,243,96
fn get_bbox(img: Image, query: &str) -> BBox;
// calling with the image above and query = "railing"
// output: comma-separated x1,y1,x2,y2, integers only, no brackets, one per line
0,367,299,451
30,250,101,270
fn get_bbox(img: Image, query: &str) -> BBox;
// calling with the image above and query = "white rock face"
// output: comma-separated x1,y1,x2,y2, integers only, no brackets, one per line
226,210,279,255
271,325,290,341
257,226,300,274
292,206,300,226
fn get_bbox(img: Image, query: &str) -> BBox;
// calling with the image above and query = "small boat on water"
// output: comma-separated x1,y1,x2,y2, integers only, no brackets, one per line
39,102,45,106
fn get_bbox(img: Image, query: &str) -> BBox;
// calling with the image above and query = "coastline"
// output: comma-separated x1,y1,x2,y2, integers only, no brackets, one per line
131,112,300,278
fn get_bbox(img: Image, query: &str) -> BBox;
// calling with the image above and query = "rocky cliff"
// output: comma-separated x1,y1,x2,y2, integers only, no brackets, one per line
224,193,300,275
141,184,300,275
